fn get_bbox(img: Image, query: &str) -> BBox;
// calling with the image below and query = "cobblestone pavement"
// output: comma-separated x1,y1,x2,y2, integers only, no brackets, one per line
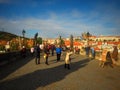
0,53,120,90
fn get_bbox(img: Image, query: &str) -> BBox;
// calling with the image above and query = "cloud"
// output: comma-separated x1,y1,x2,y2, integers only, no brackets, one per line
0,6,120,38
71,9,84,18
0,18,116,38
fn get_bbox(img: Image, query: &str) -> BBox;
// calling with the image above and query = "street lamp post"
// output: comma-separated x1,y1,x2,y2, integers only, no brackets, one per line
70,34,73,49
22,29,26,46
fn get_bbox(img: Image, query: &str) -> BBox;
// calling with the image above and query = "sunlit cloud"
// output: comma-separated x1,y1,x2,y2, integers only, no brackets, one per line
0,0,120,38
1,12,119,38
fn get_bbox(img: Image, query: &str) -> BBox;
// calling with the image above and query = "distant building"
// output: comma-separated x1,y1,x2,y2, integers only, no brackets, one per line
95,36,120,41
43,38,57,44
43,35,120,48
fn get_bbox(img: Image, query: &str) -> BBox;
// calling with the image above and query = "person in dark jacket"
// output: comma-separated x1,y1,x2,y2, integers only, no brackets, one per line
85,45,90,57
35,44,40,65
51,44,55,56
21,46,26,58
111,45,118,65
44,45,50,65
105,51,113,68
91,46,96,59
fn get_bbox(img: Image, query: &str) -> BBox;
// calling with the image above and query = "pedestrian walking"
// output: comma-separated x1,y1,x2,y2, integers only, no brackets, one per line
30,46,34,57
56,45,62,62
44,45,50,65
35,44,40,65
21,46,26,58
111,45,118,65
105,51,113,68
51,44,55,56
64,49,73,69
85,45,90,57
91,46,96,59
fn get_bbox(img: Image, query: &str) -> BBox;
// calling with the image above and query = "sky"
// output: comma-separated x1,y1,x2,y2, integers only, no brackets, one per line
0,0,120,38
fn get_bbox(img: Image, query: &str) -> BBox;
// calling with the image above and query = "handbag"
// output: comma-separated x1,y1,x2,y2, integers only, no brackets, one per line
44,54,47,59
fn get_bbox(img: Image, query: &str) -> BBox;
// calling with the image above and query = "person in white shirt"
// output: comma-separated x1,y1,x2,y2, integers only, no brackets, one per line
64,49,73,69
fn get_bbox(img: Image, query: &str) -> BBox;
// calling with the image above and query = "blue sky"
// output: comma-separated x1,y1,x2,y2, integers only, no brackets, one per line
0,0,120,38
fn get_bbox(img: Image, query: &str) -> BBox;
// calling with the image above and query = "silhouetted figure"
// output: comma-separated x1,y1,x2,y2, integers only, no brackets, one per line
56,45,62,62
111,45,118,65
91,46,96,59
85,45,90,57
21,46,26,58
105,51,113,68
51,44,55,56
35,44,40,65
44,45,50,65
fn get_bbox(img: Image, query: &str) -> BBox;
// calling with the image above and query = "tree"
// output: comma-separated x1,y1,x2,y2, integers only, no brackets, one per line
61,39,65,45
58,35,65,46
37,37,42,44
59,35,62,45
34,32,38,46
54,40,57,45
10,41,19,51
0,45,5,51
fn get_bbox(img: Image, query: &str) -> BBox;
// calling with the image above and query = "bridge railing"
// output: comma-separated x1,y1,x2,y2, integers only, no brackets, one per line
0,49,30,66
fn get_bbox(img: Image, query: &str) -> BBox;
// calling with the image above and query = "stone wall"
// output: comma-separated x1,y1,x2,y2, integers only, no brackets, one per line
0,49,30,66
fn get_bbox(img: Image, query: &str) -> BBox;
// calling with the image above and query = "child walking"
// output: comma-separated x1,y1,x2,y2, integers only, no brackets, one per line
64,49,73,69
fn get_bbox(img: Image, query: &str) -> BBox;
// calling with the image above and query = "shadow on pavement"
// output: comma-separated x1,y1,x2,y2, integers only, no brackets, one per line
0,58,90,90
0,56,34,81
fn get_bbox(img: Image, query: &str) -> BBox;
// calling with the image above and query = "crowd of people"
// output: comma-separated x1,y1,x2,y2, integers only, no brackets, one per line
20,43,74,69
83,44,119,68
20,43,119,69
